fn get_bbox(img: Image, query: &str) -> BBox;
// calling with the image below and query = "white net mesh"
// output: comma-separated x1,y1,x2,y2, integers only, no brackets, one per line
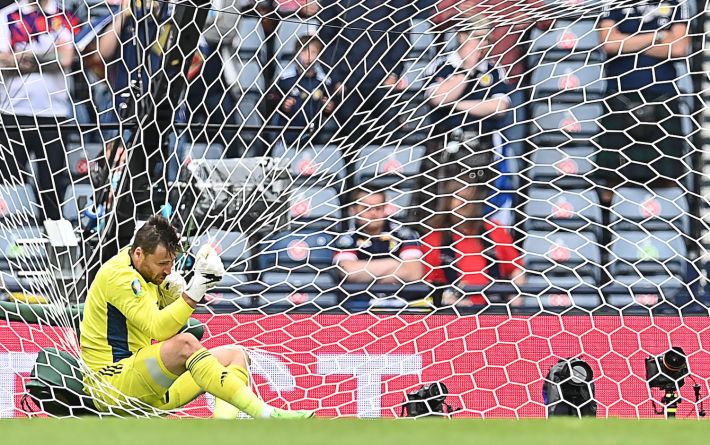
0,0,709,419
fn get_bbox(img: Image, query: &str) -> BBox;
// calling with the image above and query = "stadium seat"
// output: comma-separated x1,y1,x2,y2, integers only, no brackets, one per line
288,185,342,230
609,187,689,234
0,183,39,222
528,19,602,64
274,19,320,61
62,184,95,223
0,225,45,269
237,90,264,128
409,19,435,58
528,146,595,188
186,142,224,160
238,61,266,93
257,271,338,308
65,143,103,181
523,231,601,289
401,60,431,91
273,144,346,184
353,145,426,187
384,188,417,222
190,228,251,274
606,228,688,306
530,102,603,146
524,187,603,236
237,17,266,55
256,231,335,272
520,290,601,310
609,230,686,279
0,225,48,292
530,60,605,101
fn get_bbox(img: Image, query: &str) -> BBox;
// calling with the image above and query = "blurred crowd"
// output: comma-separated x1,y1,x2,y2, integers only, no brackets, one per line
0,0,697,307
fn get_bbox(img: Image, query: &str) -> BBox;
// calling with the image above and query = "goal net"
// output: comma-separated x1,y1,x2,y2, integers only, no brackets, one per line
0,0,709,419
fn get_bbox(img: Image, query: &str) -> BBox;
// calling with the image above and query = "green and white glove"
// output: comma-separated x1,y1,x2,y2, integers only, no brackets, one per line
160,271,187,301
185,245,225,303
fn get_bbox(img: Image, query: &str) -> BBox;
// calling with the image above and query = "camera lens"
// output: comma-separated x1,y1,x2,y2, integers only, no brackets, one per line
570,364,590,385
663,348,687,372
427,382,448,403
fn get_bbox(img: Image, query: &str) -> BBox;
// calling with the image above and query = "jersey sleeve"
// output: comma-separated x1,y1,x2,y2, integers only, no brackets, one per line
489,225,524,279
490,68,512,97
106,270,194,341
333,233,359,263
394,227,423,261
157,287,180,309
426,60,455,88
600,6,624,23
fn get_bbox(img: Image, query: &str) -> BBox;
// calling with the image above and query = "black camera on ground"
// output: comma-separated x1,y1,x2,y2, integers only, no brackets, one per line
543,358,597,417
401,383,457,417
645,347,689,389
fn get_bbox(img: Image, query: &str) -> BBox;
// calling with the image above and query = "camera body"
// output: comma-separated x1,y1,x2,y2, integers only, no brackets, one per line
543,358,597,417
402,383,451,417
645,347,688,389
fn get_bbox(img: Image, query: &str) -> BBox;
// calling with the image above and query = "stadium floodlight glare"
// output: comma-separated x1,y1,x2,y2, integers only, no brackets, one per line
543,358,597,418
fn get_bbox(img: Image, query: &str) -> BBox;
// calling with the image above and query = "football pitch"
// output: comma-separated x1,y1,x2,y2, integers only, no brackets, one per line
0,418,702,444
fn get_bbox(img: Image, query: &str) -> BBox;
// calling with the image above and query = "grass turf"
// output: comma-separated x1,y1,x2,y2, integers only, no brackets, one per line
0,418,703,445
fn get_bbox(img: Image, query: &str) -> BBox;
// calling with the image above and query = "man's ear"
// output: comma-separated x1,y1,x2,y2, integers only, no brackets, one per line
133,246,143,261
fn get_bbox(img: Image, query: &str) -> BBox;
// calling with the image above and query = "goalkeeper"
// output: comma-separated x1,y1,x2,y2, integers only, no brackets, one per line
80,215,313,419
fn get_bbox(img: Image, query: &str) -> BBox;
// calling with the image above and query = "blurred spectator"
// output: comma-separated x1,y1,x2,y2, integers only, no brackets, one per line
82,0,166,131
430,0,552,87
0,0,78,221
413,19,512,224
318,0,414,180
333,186,424,284
420,180,524,306
426,20,510,147
268,34,336,150
596,1,690,202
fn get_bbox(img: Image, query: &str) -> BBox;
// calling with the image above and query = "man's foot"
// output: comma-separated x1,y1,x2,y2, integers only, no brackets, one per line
270,408,315,419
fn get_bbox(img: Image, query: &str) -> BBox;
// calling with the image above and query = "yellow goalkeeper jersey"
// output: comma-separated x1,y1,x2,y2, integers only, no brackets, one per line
80,248,194,371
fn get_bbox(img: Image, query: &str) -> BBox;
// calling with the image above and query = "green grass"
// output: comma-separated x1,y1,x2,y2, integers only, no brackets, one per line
0,418,706,445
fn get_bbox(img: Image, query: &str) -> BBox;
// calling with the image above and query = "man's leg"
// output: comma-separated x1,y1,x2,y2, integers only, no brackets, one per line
158,344,251,419
33,116,69,221
159,333,313,419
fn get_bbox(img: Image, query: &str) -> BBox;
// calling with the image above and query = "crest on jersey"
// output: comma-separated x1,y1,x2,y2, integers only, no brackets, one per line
131,279,143,297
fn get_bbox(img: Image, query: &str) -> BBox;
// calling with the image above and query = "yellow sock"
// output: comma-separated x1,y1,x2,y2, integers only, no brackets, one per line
212,365,248,419
187,348,271,419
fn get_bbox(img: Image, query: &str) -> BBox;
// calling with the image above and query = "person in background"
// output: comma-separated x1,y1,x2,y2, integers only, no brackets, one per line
333,186,424,284
0,0,78,221
318,0,415,188
268,34,336,151
420,179,525,307
596,1,690,204
413,18,512,225
430,0,552,87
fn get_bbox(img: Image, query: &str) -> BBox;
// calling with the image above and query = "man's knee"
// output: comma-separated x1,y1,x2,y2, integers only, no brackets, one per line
167,333,203,364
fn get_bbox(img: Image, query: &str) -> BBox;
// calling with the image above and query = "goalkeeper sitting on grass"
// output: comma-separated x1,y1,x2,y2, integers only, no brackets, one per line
80,215,313,419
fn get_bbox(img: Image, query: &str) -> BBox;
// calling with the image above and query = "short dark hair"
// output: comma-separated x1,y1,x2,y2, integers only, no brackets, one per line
294,33,323,54
350,185,386,205
130,215,180,255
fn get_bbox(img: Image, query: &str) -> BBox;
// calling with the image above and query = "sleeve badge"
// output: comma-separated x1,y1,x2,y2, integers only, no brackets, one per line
131,279,143,297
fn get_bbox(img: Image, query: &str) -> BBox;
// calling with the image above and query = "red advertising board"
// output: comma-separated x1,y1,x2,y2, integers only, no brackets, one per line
2,314,710,418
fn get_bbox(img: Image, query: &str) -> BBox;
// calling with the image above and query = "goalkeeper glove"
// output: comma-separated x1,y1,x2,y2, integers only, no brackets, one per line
185,245,225,303
160,271,187,301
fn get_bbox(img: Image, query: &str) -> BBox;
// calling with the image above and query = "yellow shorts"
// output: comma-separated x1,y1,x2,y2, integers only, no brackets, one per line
84,342,203,414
